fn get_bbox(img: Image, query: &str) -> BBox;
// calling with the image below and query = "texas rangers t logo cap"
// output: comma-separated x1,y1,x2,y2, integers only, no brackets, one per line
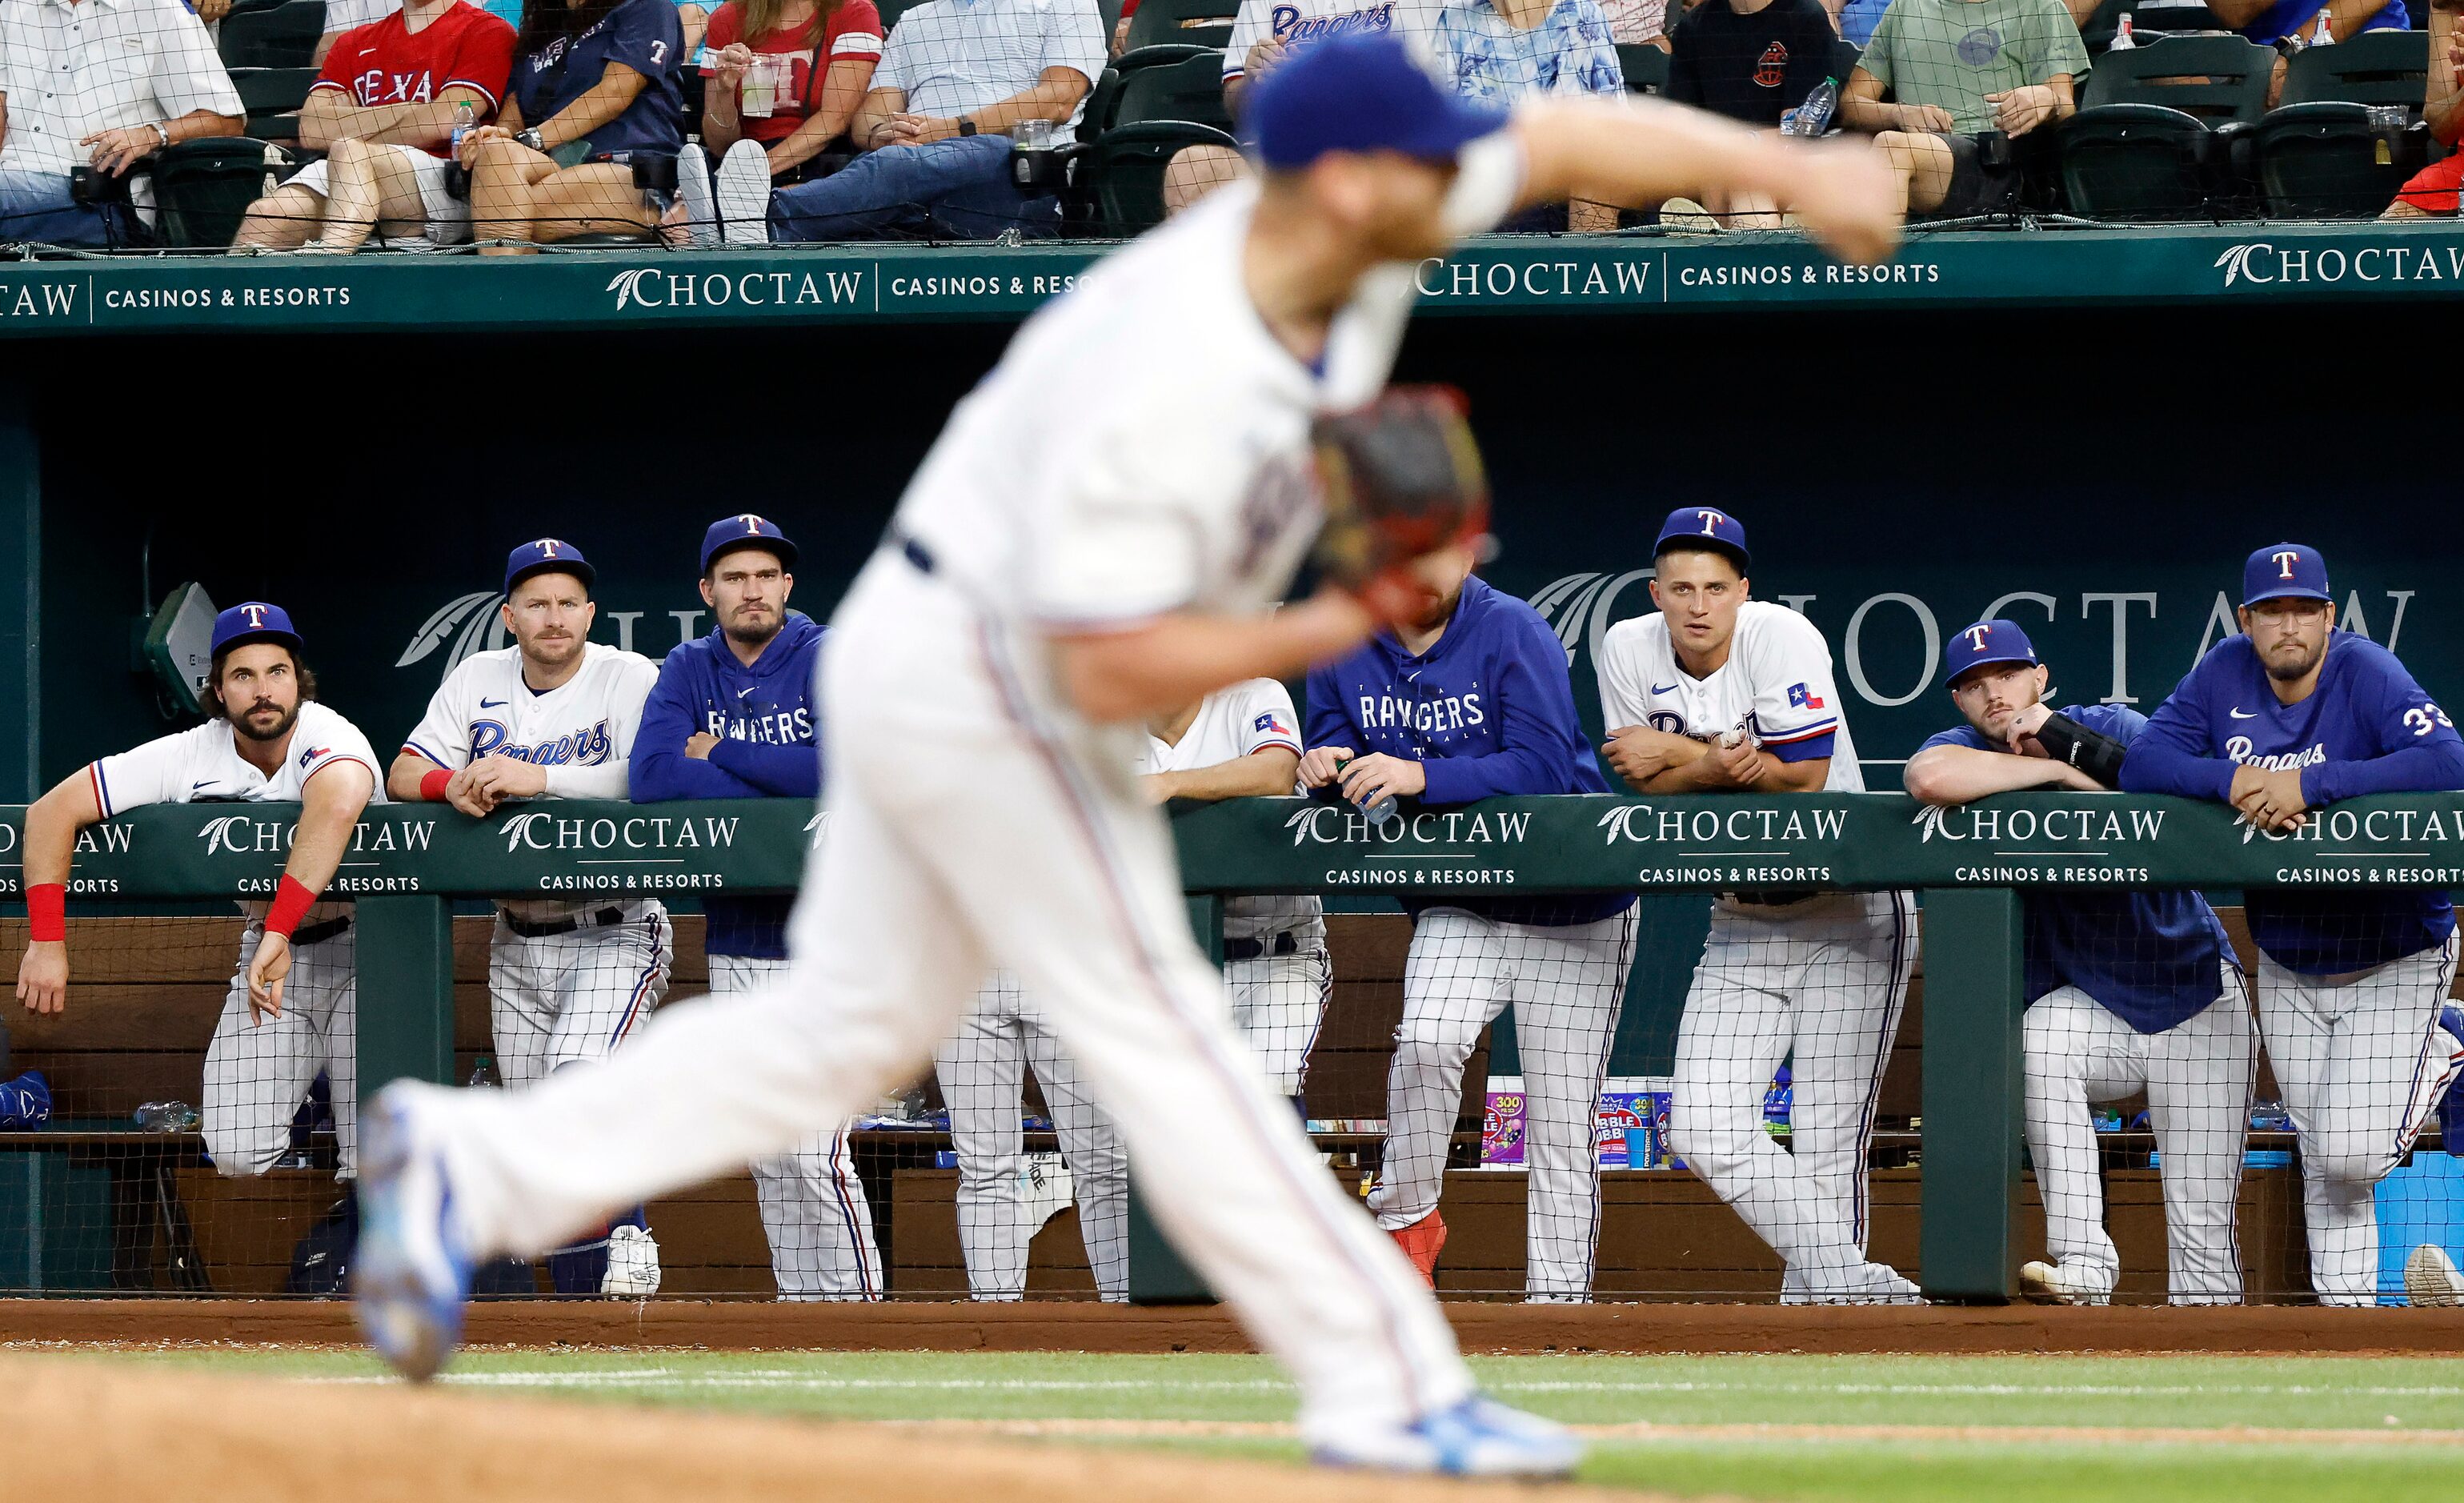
700,514,799,574
1942,618,2037,690
2241,542,2330,607
505,537,598,595
1652,505,1750,571
210,601,304,657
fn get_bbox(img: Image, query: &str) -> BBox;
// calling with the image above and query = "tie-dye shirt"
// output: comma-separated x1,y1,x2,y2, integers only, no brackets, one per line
1434,0,1623,103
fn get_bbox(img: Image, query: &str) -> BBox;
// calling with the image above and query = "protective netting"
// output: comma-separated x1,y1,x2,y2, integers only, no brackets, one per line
7,0,2453,255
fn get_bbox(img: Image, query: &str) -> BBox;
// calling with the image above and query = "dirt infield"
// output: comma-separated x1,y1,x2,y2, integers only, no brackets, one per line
7,1352,1653,1503
7,1299,2464,1354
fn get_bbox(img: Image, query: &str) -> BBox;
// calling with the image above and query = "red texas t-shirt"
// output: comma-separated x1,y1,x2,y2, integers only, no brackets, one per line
699,0,885,145
312,0,521,158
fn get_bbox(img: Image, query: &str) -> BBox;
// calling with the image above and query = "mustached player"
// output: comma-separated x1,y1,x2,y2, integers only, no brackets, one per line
15,604,381,1182
1302,547,1638,1301
389,539,672,1298
1597,508,1916,1304
633,515,882,1301
354,34,1901,1473
2121,543,2464,1307
1905,619,2254,1306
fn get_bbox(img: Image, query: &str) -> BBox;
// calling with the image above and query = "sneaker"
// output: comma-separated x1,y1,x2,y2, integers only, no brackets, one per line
2438,1004,2464,1158
1782,1259,1925,1305
671,145,719,249
601,1222,663,1298
351,1087,475,1381
2406,1244,2464,1308
2020,1259,2112,1307
1658,196,1722,233
1390,1208,1446,1287
1312,1395,1583,1478
715,139,772,248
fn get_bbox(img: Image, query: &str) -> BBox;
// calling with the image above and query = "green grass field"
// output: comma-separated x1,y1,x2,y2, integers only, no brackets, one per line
116,1347,2464,1501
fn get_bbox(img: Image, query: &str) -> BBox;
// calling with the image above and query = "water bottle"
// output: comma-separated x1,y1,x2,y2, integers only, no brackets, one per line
1332,755,1400,827
467,1055,500,1089
1784,76,1839,138
2311,8,2333,44
134,1100,200,1132
2109,12,2137,48
451,98,479,154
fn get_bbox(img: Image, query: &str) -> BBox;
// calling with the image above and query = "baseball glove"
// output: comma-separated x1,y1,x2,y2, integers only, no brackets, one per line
1308,385,1491,591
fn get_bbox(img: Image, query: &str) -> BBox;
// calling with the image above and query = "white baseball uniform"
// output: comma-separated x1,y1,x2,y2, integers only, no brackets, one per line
934,968,1129,1301
1597,599,1916,1302
1141,679,1328,1096
402,148,1533,1437
402,642,674,1091
88,702,384,1178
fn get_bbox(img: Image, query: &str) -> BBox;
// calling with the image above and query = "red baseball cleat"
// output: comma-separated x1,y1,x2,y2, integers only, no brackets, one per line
1391,1209,1447,1286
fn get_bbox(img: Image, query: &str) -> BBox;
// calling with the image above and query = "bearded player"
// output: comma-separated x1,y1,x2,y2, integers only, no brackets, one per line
1905,619,2254,1306
1597,507,1916,1304
2122,543,2464,1307
354,34,1900,1475
15,604,381,1183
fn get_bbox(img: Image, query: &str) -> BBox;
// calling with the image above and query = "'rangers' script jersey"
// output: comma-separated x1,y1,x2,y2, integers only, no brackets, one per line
1138,678,1320,942
404,641,660,920
1224,0,1441,81
90,701,385,927
1596,600,1865,790
2121,631,2464,973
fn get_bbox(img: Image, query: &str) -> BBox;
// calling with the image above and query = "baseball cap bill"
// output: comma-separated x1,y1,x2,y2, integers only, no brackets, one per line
701,514,799,574
210,602,303,657
1653,506,1751,571
1943,618,2039,690
505,538,596,595
1246,32,1507,171
2242,543,2330,607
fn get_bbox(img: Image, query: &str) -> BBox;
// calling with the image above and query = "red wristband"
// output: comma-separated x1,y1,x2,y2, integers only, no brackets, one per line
26,883,65,944
265,875,318,939
419,768,453,801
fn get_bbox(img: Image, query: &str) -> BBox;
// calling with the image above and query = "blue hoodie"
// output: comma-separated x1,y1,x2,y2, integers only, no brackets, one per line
1306,575,1633,928
634,613,824,958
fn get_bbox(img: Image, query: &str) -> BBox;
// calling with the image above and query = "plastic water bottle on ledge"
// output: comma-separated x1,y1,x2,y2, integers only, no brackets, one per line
467,1055,500,1089
134,1100,199,1132
1783,77,1839,138
2109,13,2137,47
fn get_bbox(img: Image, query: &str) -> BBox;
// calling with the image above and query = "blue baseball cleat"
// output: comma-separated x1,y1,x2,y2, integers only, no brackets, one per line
351,1087,474,1382
1312,1395,1585,1478
2441,1004,2464,1159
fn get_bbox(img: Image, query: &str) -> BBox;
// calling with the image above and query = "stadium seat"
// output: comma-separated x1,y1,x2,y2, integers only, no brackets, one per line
2057,102,2227,219
150,138,282,248
1111,46,1234,134
1078,120,1239,232
2278,27,2429,106
2077,0,2229,52
1122,0,1236,54
1077,43,1214,142
874,0,932,30
230,66,319,140
216,0,327,69
1617,43,1668,94
679,66,707,131
2077,34,2274,122
2248,101,2430,216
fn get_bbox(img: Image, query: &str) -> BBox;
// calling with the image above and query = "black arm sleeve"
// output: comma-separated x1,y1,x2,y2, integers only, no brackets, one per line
2033,712,2129,789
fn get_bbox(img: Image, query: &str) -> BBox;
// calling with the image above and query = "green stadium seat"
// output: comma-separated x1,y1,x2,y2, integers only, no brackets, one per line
1617,43,1668,94
150,138,280,249
2249,101,2430,216
2058,102,2228,219
230,65,319,137
2078,34,2274,122
1080,119,1239,232
1112,46,1233,133
1078,44,1214,142
2077,0,2229,53
2278,27,2429,107
217,0,327,68
1123,0,1236,54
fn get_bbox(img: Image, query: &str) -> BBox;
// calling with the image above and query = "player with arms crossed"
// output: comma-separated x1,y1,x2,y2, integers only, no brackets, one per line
15,605,381,1182
632,515,882,1301
389,539,673,1298
1597,507,1916,1303
354,34,1900,1473
1301,543,1638,1301
2121,544,2464,1308
1905,619,2253,1306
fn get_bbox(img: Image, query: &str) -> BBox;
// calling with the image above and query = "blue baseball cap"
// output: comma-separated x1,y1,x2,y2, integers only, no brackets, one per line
505,537,595,595
210,601,302,657
2242,542,2331,607
1943,618,2039,689
1653,506,1751,571
1245,32,1506,172
701,514,798,574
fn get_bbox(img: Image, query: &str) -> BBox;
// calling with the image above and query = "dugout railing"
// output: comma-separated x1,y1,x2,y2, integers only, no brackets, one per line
4,790,2458,1302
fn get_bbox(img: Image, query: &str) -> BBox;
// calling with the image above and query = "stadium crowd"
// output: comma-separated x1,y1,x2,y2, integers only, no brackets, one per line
0,0,2458,249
